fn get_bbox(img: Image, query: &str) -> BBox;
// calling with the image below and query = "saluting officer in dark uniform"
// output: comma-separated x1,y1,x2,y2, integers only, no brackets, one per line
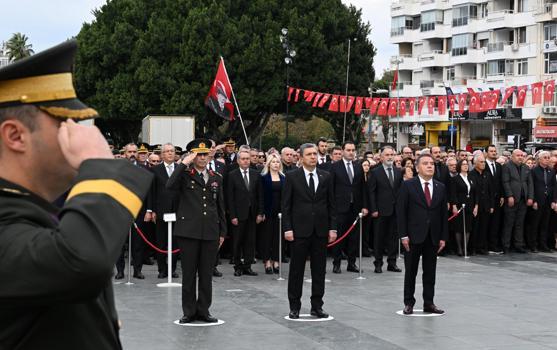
167,139,227,323
0,40,153,349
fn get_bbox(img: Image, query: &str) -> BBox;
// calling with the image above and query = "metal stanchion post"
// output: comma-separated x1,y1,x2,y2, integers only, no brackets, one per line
125,228,134,285
277,213,285,281
158,213,181,287
462,204,469,259
356,213,366,280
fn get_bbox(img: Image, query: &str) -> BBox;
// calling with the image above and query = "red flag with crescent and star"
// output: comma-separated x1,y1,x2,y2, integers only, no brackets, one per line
205,58,235,121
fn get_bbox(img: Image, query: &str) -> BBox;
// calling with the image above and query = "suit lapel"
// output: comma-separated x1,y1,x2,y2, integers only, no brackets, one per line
189,169,206,187
413,177,428,207
299,169,314,199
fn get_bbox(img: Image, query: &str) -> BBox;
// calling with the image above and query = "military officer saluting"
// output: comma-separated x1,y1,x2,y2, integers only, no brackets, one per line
167,139,227,323
0,40,153,349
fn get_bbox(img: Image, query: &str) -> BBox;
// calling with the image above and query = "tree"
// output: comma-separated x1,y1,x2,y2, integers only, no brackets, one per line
371,69,394,91
75,0,376,145
6,33,34,61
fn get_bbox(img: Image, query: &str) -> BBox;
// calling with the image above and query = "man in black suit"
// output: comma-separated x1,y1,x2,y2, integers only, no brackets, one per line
432,146,450,187
281,147,296,172
397,154,447,315
167,139,227,323
485,145,504,253
329,141,368,273
369,146,403,273
146,143,180,279
317,138,331,165
282,143,337,319
469,153,494,255
528,151,556,252
226,149,265,276
501,149,534,254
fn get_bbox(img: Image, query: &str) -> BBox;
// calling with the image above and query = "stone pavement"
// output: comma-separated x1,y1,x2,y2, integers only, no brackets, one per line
114,252,557,350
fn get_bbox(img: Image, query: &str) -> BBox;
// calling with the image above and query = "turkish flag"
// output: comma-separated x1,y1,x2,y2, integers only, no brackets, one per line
388,98,398,116
318,94,330,108
328,95,340,112
480,92,491,112
458,94,467,114
288,87,295,102
377,98,389,116
516,85,528,107
205,58,235,121
531,82,543,105
448,95,457,114
545,80,555,103
438,96,447,115
364,97,373,109
370,98,381,114
489,90,500,110
312,93,323,107
427,96,435,115
304,90,316,102
339,96,347,112
418,96,426,115
501,86,515,105
340,96,355,113
354,97,364,115
399,98,407,116
469,93,480,113
408,97,416,116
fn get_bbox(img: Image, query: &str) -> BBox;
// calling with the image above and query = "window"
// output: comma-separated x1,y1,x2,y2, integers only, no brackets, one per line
453,5,477,26
446,67,455,81
479,3,488,18
420,10,443,32
517,27,526,44
517,0,528,13
391,16,411,36
544,22,557,41
545,52,557,73
451,34,472,56
517,59,528,75
487,60,513,75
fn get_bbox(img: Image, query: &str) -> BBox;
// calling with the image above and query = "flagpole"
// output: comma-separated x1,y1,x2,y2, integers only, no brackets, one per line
220,56,249,146
342,39,351,144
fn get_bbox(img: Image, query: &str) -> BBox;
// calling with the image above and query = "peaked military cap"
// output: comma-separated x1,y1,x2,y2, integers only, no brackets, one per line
223,137,236,146
0,39,98,120
186,138,211,154
137,144,149,154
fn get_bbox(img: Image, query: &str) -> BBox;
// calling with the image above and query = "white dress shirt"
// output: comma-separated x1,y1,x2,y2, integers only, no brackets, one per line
486,159,496,176
303,167,319,190
460,173,471,195
418,175,433,198
164,162,174,177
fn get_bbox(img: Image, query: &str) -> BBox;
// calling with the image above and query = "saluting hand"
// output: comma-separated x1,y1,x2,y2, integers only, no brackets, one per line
57,119,112,170
178,152,196,166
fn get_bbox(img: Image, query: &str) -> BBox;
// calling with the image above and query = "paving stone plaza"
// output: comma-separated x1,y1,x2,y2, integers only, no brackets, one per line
115,253,557,350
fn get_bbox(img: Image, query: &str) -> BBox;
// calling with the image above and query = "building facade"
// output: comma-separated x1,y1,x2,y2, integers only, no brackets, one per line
0,42,9,69
389,0,556,150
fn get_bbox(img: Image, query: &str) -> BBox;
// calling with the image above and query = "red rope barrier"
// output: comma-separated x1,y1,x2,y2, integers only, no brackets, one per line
447,207,463,222
327,216,360,248
133,223,181,254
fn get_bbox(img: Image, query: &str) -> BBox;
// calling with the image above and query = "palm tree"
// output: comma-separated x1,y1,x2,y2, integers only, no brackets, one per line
6,33,34,61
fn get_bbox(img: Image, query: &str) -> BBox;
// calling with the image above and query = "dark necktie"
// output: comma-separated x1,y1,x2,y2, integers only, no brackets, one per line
309,173,315,195
491,162,496,176
243,170,249,189
346,162,354,183
387,167,394,186
424,182,432,207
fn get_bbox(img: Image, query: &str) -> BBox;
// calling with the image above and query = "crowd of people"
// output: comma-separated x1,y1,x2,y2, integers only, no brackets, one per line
113,137,557,283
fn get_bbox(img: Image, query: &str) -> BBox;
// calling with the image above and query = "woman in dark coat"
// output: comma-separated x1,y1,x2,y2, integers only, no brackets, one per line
449,159,478,256
260,153,285,274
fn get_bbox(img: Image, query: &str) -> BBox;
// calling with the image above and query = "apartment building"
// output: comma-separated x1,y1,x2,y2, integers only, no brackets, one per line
390,0,545,150
0,42,9,69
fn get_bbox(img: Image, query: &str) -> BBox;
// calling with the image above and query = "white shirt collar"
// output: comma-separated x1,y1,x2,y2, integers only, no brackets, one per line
418,176,433,187
164,162,174,167
303,167,317,177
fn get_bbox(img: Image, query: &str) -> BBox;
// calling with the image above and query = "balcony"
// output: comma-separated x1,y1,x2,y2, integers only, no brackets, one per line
418,51,449,67
485,42,537,60
392,54,417,70
390,27,419,44
487,41,507,53
450,48,487,64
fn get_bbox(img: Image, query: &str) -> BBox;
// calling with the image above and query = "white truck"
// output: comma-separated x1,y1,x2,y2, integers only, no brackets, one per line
141,115,195,150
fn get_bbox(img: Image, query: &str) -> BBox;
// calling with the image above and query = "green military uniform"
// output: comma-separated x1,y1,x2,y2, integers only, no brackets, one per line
166,139,226,322
0,40,153,349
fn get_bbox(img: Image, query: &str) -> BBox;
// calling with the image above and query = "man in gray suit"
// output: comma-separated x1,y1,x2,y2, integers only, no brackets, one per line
501,149,534,254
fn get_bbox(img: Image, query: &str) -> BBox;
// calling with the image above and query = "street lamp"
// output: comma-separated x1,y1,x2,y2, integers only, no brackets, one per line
390,56,403,152
342,38,357,144
280,28,296,143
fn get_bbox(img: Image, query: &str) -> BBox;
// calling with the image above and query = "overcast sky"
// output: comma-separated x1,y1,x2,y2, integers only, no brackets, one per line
1,0,393,78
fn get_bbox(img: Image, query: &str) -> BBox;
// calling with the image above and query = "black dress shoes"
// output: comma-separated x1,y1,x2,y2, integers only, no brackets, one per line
234,269,243,276
333,264,341,274
387,265,402,272
289,310,300,319
374,266,382,273
243,268,258,276
403,305,413,315
157,272,167,279
178,315,196,324
347,264,360,273
172,272,179,278
423,304,445,314
515,247,528,254
133,271,145,279
198,314,218,323
115,271,124,280
310,308,329,318
213,267,223,277
265,267,273,275
273,266,280,274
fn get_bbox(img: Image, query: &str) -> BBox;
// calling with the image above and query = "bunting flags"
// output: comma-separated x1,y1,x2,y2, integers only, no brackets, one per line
544,80,555,103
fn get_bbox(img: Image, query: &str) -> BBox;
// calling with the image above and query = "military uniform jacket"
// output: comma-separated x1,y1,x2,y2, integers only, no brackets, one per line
166,163,227,240
0,159,152,350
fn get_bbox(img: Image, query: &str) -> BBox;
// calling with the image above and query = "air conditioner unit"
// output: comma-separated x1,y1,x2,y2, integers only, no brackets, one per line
543,106,557,114
511,43,519,51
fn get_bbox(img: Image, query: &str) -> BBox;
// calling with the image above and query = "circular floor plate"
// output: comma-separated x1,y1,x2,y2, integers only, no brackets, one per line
284,314,335,322
396,309,444,317
173,319,225,327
